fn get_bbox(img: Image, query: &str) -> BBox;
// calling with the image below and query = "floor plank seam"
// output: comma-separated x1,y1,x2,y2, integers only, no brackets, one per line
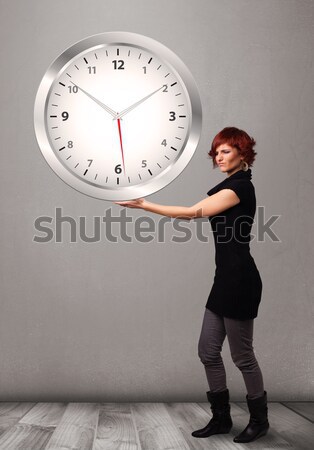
164,403,191,450
130,404,143,450
0,403,37,444
16,403,37,422
42,402,68,450
280,402,314,424
231,402,248,414
196,402,212,415
91,403,100,450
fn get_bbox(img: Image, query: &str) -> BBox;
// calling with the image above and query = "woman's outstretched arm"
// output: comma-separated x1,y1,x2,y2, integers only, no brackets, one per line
114,188,240,219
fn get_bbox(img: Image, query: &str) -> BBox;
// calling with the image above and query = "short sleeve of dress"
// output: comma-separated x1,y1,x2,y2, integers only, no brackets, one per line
223,179,249,203
207,186,217,196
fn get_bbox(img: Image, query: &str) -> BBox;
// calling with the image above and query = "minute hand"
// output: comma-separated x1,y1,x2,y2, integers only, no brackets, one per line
116,85,165,119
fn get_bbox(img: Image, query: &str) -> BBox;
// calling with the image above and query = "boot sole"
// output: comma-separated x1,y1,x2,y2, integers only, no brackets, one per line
192,427,232,438
233,426,269,443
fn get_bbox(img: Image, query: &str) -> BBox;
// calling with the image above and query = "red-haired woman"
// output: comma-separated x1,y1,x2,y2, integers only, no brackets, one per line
115,127,269,444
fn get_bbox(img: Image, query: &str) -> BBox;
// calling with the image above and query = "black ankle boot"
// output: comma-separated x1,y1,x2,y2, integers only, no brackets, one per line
233,390,270,443
191,389,233,438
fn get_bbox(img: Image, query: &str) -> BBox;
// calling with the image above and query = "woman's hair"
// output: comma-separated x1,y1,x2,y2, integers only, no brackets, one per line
208,127,257,168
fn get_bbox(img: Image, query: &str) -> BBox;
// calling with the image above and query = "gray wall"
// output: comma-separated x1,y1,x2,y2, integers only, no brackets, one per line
1,0,313,401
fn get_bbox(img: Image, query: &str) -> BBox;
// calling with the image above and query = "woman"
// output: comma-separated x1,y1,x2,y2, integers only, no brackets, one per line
115,127,269,444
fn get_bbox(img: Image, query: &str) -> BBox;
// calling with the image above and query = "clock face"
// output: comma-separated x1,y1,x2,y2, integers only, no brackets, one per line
34,32,202,200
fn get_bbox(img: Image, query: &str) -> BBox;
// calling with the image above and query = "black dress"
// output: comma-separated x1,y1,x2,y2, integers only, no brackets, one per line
206,168,262,320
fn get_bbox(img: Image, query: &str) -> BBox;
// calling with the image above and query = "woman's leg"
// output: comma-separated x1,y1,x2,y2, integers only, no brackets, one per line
193,308,233,438
198,308,227,392
223,317,264,399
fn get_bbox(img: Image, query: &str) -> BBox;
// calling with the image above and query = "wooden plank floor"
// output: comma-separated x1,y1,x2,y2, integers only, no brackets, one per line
0,401,313,449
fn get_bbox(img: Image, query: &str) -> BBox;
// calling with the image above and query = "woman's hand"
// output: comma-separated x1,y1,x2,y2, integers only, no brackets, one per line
114,198,191,219
114,198,146,209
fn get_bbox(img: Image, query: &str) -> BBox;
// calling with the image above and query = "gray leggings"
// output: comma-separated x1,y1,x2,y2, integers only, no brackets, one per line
198,308,265,400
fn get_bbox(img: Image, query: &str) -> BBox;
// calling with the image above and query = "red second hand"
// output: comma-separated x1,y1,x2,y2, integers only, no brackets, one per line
117,118,126,175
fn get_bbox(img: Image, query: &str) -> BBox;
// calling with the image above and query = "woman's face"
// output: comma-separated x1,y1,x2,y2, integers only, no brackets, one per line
214,143,243,176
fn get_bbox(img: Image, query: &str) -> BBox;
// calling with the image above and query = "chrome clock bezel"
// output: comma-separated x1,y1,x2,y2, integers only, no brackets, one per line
34,31,202,201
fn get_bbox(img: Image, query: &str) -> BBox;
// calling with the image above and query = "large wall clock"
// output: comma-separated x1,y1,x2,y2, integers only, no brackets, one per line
34,32,202,201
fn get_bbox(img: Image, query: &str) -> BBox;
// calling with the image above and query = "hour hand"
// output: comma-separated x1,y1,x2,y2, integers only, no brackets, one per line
71,81,117,118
